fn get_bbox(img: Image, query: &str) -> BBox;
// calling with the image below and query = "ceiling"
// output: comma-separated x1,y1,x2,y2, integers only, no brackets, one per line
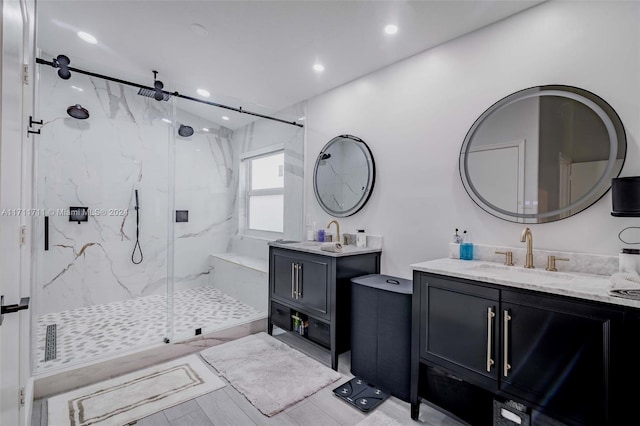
36,0,543,129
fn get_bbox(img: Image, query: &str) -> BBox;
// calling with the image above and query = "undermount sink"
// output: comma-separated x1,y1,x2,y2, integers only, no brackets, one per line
469,263,575,281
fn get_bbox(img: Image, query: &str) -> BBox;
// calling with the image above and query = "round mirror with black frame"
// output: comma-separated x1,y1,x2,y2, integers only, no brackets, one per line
313,135,375,217
459,85,626,224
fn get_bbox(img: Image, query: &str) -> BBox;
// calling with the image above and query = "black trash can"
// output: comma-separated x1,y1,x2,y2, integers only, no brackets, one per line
351,274,412,402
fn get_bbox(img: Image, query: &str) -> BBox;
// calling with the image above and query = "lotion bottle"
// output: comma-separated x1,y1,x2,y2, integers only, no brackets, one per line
356,229,367,248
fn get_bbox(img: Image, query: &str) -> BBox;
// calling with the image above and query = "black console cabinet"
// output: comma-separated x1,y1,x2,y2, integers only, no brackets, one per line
268,246,380,370
411,271,627,425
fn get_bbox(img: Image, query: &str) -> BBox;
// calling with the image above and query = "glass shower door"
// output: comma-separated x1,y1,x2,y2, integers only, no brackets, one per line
168,98,244,341
32,63,173,372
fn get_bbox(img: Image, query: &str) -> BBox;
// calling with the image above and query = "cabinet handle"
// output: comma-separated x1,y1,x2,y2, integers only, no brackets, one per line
503,309,511,377
297,263,303,298
486,307,495,372
291,263,296,298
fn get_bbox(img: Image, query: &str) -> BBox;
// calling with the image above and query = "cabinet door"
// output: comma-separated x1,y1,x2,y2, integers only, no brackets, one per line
297,257,329,316
421,275,499,390
501,292,621,425
272,252,298,303
271,250,329,318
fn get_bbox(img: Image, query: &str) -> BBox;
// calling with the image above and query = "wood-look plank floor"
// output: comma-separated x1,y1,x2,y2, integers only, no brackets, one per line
32,331,464,426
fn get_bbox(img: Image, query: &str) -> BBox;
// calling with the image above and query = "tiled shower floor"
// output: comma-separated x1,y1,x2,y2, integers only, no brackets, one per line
35,286,265,373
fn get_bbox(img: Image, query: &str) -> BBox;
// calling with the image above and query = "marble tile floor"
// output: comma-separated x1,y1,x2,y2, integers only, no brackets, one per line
32,329,463,426
35,286,265,373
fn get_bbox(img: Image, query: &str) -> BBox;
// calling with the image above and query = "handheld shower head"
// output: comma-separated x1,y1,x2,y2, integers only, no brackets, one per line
135,189,139,210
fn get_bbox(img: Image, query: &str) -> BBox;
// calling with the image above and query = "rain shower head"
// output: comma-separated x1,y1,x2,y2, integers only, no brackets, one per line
137,70,171,101
137,88,172,101
178,124,194,137
67,104,89,119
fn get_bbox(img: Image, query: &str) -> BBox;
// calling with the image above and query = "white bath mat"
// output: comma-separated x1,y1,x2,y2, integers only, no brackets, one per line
47,354,225,426
200,332,342,416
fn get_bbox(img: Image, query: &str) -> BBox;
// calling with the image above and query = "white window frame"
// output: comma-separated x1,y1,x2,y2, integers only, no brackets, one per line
239,144,284,239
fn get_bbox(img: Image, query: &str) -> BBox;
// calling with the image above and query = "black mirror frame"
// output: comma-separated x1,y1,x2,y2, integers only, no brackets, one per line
313,134,376,218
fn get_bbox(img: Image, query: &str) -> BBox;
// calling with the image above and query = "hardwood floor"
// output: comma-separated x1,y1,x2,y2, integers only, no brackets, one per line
32,330,463,426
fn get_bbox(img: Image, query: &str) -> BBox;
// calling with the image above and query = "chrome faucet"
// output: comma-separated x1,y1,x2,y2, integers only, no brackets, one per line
327,220,340,242
520,227,534,268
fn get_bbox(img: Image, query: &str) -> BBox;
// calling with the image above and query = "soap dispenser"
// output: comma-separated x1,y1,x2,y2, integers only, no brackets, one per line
460,230,474,260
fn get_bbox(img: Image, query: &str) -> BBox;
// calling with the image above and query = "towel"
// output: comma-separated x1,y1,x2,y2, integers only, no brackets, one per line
610,271,640,291
320,242,342,253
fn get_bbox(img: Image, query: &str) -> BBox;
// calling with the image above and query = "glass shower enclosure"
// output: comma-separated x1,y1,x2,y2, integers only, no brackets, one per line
31,54,303,374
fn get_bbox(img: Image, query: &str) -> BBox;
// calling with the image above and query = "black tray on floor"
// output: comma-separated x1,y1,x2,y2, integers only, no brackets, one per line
332,377,390,412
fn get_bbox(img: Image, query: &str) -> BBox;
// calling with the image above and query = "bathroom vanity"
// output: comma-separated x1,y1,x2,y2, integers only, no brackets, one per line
411,259,640,426
267,241,381,370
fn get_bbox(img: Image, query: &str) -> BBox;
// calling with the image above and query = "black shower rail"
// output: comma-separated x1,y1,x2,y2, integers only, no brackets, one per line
35,56,304,128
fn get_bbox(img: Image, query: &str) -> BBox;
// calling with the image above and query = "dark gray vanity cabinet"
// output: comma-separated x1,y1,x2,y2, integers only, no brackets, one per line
412,271,626,426
268,246,380,370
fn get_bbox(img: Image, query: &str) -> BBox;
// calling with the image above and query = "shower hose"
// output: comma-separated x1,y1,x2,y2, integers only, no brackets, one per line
132,189,143,264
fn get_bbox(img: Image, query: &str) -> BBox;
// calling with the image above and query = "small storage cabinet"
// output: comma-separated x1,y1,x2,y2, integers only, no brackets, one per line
268,245,380,370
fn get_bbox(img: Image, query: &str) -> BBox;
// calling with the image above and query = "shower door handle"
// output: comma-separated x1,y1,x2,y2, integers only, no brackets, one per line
0,295,30,326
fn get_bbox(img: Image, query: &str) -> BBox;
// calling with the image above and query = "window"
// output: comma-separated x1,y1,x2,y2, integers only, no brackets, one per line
241,148,284,235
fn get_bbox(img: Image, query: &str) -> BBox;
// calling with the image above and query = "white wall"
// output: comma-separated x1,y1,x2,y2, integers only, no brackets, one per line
304,1,640,279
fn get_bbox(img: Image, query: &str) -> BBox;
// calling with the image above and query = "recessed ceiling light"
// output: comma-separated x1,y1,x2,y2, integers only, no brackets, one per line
202,127,210,132
313,63,325,72
71,85,84,92
222,116,230,121
77,31,97,44
384,24,398,35
298,117,306,121
197,88,210,98
161,118,172,124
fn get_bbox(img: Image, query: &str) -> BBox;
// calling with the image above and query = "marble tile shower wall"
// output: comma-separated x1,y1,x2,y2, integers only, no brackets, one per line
36,68,236,316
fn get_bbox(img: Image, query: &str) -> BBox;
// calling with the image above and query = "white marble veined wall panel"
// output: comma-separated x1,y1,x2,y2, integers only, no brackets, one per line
36,67,235,315
173,115,236,292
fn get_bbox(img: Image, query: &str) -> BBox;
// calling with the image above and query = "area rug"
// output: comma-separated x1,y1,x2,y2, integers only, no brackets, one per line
356,410,405,426
200,332,342,416
47,354,225,426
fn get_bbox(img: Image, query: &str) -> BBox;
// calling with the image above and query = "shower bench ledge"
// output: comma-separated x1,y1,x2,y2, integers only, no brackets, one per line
209,253,268,274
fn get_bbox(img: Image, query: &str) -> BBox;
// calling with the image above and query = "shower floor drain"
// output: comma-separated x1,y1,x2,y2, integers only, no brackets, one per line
44,324,57,361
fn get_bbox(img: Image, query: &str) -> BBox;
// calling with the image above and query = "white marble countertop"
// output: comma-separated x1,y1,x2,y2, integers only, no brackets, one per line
412,258,640,309
268,240,382,258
